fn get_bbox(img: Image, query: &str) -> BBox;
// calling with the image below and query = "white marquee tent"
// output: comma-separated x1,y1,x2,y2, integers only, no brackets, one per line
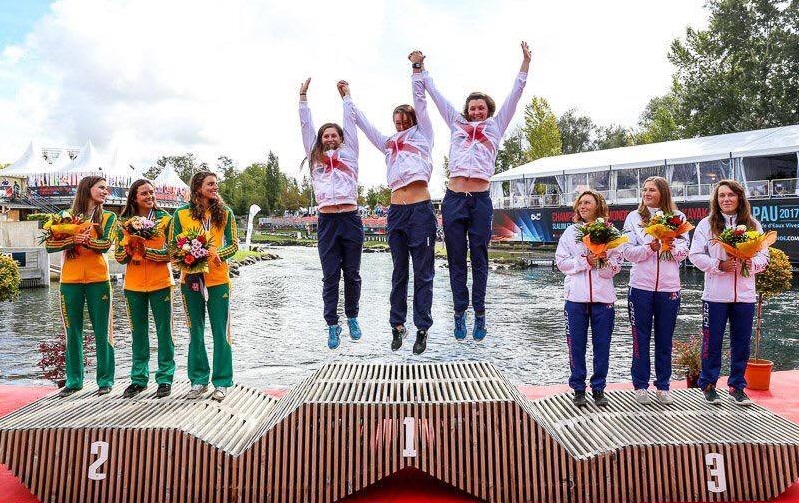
1,141,52,177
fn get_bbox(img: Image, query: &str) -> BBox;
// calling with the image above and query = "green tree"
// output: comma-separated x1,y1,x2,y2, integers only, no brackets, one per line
668,0,799,136
594,125,633,150
495,127,528,173
558,109,597,154
522,96,562,161
635,94,684,144
364,185,392,207
441,156,449,193
146,153,209,183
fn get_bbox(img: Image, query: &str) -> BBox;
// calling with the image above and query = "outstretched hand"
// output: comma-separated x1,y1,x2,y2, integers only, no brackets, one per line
299,78,311,99
337,80,350,98
520,41,531,73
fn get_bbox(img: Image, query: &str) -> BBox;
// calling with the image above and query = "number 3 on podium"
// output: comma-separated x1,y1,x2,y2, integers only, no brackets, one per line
705,452,727,493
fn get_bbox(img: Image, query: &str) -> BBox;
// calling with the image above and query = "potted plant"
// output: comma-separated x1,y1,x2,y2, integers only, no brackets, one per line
0,253,21,302
673,334,702,388
746,247,793,390
38,332,95,388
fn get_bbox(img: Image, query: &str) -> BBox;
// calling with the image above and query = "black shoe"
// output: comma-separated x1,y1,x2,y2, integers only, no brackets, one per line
156,383,172,398
123,383,146,398
57,387,80,398
391,326,407,351
703,384,721,405
730,388,752,406
573,390,588,407
413,330,428,355
97,386,112,396
592,389,609,407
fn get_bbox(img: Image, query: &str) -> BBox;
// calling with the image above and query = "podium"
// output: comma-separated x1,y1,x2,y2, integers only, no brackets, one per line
1,362,798,502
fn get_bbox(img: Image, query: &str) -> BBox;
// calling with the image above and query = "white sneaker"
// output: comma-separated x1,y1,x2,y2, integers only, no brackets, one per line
634,388,651,404
211,387,227,402
186,384,208,399
656,390,675,405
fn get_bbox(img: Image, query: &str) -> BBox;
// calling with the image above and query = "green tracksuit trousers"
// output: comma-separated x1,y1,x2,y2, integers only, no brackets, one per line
180,283,233,387
59,281,115,389
124,287,175,386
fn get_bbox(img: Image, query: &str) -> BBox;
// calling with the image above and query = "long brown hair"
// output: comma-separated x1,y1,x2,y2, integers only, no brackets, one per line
121,179,161,218
310,122,344,168
637,176,677,224
572,189,609,223
72,176,106,225
189,172,227,228
462,92,496,120
709,179,755,236
393,104,418,127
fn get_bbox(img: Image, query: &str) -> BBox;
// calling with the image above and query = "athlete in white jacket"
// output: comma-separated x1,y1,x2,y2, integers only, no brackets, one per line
622,177,690,406
298,78,364,350
422,41,531,342
688,180,769,406
342,52,436,356
555,190,622,408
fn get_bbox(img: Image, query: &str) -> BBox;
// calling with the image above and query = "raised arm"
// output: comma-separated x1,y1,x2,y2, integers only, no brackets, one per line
494,41,531,136
420,60,461,126
341,82,389,152
409,50,433,144
337,80,359,162
298,78,315,156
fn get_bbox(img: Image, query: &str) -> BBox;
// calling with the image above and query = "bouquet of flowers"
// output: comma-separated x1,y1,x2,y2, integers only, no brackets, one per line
119,216,160,263
171,228,213,298
643,211,694,261
39,211,96,258
712,225,777,277
575,217,628,269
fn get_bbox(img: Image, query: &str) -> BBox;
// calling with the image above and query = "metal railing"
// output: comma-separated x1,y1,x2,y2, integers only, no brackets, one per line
492,178,799,209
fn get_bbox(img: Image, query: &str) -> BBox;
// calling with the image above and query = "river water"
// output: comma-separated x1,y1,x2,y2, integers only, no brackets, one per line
1,246,798,389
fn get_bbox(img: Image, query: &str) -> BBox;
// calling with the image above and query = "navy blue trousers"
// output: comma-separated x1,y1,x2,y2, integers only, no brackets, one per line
565,300,615,392
387,200,437,331
441,189,492,314
317,211,364,326
628,287,681,390
699,301,755,390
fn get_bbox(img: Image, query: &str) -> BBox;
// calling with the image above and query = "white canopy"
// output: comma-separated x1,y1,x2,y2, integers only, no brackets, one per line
153,164,189,190
492,124,799,182
1,141,50,176
106,147,140,178
59,140,106,174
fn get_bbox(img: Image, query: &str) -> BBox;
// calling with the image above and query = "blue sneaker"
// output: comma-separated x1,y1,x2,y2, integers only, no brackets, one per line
473,314,487,341
327,325,341,350
454,312,467,341
347,318,362,342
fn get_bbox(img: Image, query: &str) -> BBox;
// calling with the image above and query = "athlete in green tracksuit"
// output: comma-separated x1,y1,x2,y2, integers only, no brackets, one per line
169,172,238,401
115,179,176,398
46,176,117,397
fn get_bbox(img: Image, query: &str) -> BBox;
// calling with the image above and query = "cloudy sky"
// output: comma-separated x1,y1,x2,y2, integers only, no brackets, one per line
0,0,708,194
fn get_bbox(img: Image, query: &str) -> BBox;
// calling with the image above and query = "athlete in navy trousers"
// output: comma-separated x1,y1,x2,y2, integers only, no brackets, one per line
421,42,530,341
299,77,364,350
342,51,436,355
555,190,622,408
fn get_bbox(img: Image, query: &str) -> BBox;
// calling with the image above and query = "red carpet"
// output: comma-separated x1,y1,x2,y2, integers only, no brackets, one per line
2,372,798,503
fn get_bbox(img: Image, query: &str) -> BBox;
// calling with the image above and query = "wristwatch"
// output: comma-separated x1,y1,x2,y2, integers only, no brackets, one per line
411,62,422,69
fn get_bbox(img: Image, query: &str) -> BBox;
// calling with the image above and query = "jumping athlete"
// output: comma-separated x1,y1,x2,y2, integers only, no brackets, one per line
421,42,531,341
622,176,690,406
47,175,117,398
115,179,175,399
555,190,622,408
689,180,769,406
169,172,237,402
341,50,435,355
299,77,364,350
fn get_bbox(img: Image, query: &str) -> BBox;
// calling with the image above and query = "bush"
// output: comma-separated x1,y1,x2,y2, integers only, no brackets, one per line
38,332,95,386
672,334,702,379
0,253,21,302
26,213,51,227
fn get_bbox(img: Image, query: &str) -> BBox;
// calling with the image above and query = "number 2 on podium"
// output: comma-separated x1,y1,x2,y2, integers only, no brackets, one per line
88,441,109,481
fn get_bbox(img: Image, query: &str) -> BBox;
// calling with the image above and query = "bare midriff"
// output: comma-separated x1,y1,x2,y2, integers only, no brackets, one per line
390,180,430,205
318,204,357,213
448,176,490,193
